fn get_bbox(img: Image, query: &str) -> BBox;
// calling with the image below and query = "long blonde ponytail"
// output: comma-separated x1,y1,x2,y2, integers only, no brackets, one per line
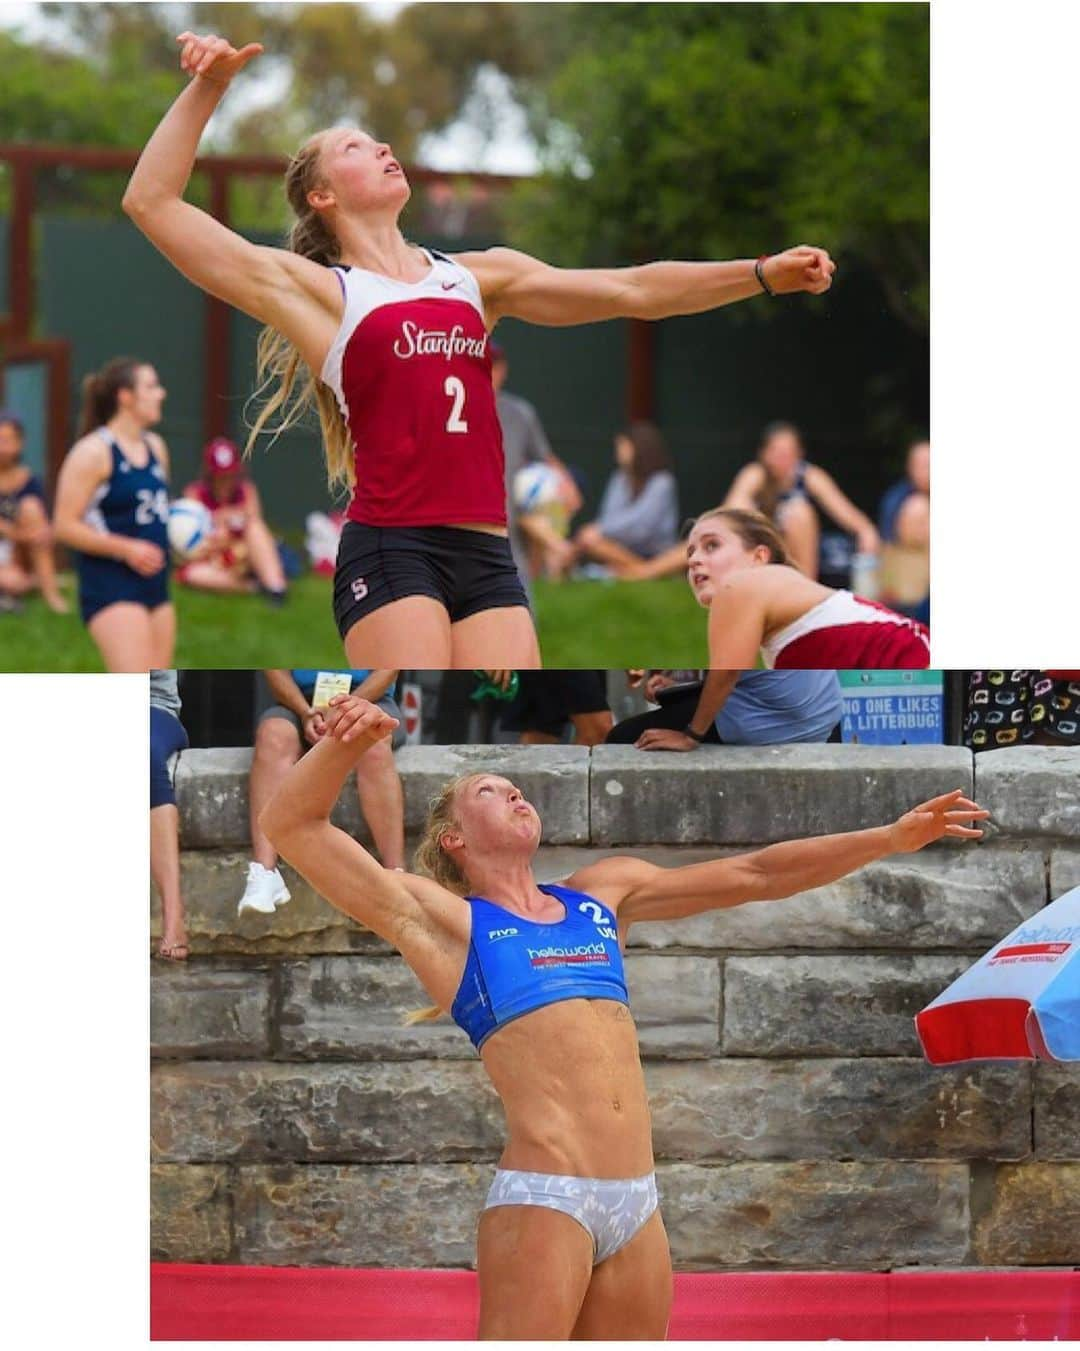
403,775,480,1027
244,133,355,495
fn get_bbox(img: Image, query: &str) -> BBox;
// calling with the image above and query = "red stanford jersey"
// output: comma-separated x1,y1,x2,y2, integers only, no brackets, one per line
762,590,931,669
321,249,506,528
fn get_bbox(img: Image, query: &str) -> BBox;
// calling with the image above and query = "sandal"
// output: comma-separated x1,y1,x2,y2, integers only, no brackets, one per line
158,939,190,962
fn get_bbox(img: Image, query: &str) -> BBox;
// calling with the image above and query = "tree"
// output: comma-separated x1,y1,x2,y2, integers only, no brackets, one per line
506,3,929,332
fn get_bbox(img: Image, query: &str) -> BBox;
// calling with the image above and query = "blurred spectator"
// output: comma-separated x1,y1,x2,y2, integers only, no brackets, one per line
179,437,289,603
724,422,879,581
498,670,613,746
0,410,68,614
569,422,679,579
239,669,406,914
492,345,581,583
878,438,930,626
151,669,190,959
608,668,844,750
964,671,1080,751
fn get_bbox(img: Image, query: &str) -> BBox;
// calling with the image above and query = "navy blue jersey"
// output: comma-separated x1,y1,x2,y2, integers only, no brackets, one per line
451,882,629,1051
77,431,170,624
0,471,44,526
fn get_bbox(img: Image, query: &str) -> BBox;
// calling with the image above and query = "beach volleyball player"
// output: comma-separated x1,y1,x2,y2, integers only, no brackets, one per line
123,31,835,667
53,358,174,671
262,693,988,1339
687,507,931,668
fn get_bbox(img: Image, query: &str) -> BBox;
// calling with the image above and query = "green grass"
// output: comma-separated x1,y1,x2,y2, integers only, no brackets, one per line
0,573,708,670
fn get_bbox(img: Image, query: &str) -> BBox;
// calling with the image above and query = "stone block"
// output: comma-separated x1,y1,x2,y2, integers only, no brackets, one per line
1050,846,1080,897
974,747,1080,839
174,744,590,849
625,955,721,1058
174,747,258,848
150,1164,232,1262
974,1163,1080,1264
233,1164,490,1266
151,1060,502,1163
1034,1064,1080,1159
152,851,391,956
626,845,1046,953
646,1060,1031,1162
658,1161,969,1268
590,745,973,846
396,744,590,844
278,957,469,1059
151,963,271,1057
722,955,973,1056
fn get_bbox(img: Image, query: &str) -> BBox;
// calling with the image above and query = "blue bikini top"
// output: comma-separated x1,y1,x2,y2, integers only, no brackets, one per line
450,882,629,1051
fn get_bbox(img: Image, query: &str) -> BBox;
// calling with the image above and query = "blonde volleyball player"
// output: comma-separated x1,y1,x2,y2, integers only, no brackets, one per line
262,692,988,1339
124,31,835,667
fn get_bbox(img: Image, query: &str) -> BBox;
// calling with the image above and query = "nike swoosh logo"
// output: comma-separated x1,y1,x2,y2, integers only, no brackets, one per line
441,281,460,291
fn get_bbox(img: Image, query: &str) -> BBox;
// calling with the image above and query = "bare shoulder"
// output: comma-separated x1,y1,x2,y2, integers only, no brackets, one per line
451,246,544,288
63,433,112,473
566,855,661,910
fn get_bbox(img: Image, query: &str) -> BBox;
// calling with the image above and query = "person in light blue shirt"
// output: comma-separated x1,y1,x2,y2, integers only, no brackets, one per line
607,669,843,749
568,423,679,577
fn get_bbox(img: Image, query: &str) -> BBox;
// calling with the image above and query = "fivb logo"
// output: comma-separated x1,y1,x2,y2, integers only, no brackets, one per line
578,900,618,942
487,927,519,943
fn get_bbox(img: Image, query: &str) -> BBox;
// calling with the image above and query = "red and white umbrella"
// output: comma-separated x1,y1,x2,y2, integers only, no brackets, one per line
915,886,1080,1064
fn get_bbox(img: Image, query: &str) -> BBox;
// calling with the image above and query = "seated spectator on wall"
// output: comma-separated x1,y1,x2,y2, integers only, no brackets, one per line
878,438,930,626
496,670,614,746
964,670,1080,751
177,437,289,603
238,669,406,915
724,422,880,581
0,410,68,614
607,668,844,750
151,669,190,960
566,423,679,579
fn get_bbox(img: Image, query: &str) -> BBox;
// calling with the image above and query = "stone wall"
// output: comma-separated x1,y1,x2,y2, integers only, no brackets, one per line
151,744,1080,1270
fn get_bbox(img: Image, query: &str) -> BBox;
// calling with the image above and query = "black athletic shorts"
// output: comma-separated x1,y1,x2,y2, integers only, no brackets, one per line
333,521,530,639
501,671,610,737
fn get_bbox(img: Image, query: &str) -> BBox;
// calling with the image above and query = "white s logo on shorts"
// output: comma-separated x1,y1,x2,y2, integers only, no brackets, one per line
351,577,369,601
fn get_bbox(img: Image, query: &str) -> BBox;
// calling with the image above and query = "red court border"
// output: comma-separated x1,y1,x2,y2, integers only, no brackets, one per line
151,1263,1079,1340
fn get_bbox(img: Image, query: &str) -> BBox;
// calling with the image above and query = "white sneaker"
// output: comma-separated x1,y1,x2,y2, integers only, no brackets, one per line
237,862,291,916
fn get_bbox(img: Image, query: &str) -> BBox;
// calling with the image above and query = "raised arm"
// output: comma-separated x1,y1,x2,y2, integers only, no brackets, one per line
259,699,422,946
460,246,835,328
122,33,341,369
578,790,988,933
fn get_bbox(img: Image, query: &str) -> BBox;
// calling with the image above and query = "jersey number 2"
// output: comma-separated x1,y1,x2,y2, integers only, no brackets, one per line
444,376,469,433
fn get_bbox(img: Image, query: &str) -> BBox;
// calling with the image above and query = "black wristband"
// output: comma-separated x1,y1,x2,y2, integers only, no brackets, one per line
683,725,708,744
755,256,775,297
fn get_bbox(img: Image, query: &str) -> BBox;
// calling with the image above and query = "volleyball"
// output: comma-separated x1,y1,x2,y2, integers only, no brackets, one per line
513,463,562,514
167,498,212,559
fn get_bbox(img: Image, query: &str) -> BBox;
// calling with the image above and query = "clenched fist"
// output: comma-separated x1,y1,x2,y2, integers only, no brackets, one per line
760,246,836,297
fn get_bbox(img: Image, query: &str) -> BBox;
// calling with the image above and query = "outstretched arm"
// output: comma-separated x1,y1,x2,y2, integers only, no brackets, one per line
259,698,423,946
577,790,988,931
122,33,341,367
461,246,835,327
